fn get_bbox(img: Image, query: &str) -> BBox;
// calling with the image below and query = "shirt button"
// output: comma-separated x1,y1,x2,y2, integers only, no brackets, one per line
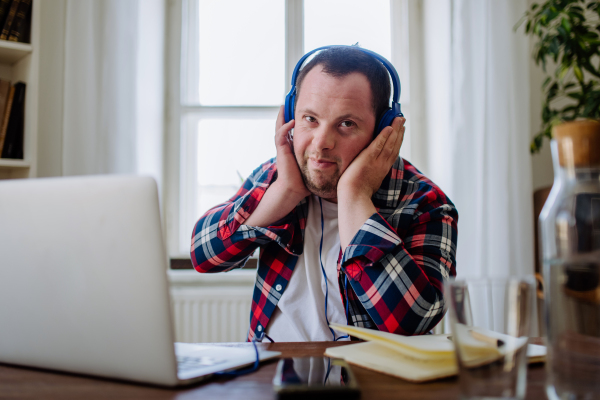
257,325,263,332
275,284,282,291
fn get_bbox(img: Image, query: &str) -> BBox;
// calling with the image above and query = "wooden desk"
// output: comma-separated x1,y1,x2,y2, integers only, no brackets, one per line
0,341,547,400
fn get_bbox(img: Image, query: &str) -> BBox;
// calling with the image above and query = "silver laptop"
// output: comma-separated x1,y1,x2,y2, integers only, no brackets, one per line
0,175,279,386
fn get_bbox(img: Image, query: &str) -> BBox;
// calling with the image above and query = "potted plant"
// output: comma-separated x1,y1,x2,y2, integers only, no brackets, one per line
519,0,600,153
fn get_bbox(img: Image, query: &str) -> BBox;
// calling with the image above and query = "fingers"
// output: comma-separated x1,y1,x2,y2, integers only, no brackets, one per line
371,117,405,160
394,118,406,156
371,124,393,156
275,105,295,147
277,118,295,135
276,105,295,132
275,105,286,131
275,120,295,148
389,117,405,159
380,117,405,160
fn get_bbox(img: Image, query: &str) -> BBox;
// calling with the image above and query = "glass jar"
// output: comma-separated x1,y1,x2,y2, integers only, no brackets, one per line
539,120,600,400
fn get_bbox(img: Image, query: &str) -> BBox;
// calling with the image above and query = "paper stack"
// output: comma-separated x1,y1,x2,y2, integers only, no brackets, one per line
324,323,546,383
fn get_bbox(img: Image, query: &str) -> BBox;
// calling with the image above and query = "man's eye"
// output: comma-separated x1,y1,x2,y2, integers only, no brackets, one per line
340,120,355,128
304,116,316,123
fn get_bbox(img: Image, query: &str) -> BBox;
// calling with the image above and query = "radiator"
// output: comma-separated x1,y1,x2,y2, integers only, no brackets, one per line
168,270,254,343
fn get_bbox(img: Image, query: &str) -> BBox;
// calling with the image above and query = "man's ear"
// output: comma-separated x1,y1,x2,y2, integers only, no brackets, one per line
286,129,295,153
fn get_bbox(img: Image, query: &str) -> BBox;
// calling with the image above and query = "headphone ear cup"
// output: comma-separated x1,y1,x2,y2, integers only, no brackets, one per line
284,92,295,123
376,109,397,136
375,102,403,137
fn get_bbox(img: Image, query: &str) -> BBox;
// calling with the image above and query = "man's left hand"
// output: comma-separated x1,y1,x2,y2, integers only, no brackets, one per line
337,116,406,201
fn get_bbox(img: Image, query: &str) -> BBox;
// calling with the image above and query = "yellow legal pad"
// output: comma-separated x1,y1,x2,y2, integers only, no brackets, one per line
324,323,546,383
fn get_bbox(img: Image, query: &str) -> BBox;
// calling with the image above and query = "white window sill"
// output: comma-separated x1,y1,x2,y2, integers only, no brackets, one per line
167,268,256,287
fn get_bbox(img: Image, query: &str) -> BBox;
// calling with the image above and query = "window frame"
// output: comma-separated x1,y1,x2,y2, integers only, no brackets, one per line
165,0,411,259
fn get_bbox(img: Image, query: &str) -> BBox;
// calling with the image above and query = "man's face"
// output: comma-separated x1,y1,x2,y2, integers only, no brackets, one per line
293,65,376,202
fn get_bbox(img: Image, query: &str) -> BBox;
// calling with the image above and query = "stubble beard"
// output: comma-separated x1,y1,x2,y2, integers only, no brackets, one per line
298,153,341,200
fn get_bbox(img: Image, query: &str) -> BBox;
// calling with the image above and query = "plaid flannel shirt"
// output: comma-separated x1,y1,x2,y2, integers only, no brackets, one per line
191,156,458,341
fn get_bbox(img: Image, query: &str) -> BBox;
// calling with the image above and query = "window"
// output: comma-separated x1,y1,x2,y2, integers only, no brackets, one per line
167,0,412,257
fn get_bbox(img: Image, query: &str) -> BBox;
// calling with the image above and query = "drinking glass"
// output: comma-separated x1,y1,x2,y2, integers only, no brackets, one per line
446,277,535,400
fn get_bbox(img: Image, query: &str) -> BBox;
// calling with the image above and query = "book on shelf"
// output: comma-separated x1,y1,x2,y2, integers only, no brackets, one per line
0,80,14,156
0,81,24,159
7,0,30,42
0,0,19,41
0,0,12,33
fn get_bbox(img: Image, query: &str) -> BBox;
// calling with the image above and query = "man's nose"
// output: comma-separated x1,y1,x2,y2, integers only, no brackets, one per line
312,123,336,151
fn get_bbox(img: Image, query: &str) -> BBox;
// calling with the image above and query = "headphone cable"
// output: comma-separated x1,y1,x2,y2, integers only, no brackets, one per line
318,197,349,342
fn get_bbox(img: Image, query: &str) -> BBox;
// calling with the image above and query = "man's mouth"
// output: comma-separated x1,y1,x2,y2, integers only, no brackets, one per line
309,158,337,169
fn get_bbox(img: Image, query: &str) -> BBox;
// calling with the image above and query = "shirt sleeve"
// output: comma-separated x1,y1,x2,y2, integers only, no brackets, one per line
341,197,458,335
190,159,303,273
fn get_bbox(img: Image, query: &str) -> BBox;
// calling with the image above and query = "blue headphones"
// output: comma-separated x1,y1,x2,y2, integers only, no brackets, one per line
284,45,403,136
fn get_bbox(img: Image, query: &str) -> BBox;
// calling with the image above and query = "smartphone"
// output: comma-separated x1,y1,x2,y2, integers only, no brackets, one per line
272,357,360,400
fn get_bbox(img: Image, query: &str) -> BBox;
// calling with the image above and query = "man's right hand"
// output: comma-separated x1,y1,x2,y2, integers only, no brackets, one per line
243,106,310,228
273,105,311,199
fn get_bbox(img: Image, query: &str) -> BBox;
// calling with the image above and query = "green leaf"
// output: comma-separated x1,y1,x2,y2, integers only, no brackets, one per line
561,17,572,33
582,61,600,79
564,41,574,58
558,26,567,38
530,139,540,154
550,37,560,59
514,15,527,31
572,11,585,21
559,64,570,81
561,105,579,114
547,82,559,98
583,98,600,116
551,116,563,127
574,64,584,81
570,5,584,14
542,76,552,88
530,141,537,154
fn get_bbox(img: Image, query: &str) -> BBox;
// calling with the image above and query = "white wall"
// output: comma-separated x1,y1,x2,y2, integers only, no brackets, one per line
37,0,65,178
527,0,554,191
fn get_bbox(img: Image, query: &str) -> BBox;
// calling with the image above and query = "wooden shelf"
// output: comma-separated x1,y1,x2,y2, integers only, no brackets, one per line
0,40,32,64
0,159,30,168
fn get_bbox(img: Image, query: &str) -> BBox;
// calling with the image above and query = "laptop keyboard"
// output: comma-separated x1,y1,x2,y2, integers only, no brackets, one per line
177,355,227,372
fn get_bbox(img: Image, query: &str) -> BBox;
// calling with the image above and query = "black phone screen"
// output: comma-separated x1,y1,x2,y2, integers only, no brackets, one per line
273,357,360,400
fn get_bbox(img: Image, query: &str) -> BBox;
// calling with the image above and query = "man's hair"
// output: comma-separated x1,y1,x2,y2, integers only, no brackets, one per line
295,46,391,128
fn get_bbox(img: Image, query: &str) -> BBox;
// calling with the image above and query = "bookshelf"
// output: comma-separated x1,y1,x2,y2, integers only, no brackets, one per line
0,0,37,180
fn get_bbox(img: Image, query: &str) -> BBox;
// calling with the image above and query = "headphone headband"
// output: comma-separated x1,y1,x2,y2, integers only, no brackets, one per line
284,45,403,135
289,45,401,104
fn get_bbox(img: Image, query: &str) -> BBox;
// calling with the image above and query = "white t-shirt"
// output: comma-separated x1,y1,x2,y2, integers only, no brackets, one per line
266,195,350,342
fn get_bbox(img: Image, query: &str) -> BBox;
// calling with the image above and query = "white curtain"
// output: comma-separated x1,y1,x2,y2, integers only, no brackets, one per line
414,0,534,279
62,0,165,188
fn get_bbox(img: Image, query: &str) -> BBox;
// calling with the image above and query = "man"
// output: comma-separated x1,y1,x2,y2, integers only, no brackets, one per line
191,46,458,342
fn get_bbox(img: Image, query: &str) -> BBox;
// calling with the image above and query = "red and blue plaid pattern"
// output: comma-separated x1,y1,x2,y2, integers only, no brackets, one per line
191,157,458,341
